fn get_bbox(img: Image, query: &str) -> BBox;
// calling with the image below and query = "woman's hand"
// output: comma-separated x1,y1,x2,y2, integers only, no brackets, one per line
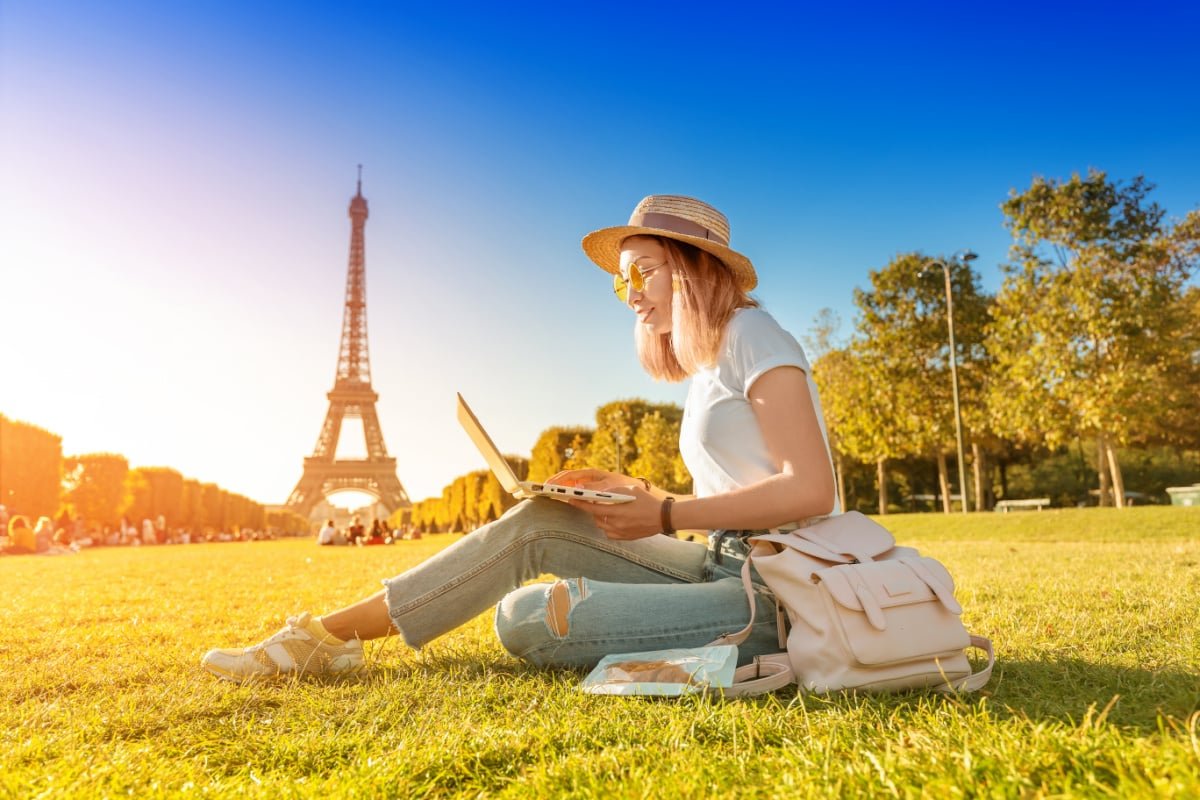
547,469,666,539
563,483,664,540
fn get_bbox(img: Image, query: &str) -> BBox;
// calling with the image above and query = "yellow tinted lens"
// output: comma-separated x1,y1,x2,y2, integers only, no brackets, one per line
629,263,645,291
614,264,646,302
613,273,628,302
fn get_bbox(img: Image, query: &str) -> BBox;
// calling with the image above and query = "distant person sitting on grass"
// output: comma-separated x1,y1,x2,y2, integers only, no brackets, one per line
348,515,365,545
364,520,386,545
33,516,55,553
202,195,838,682
317,519,336,546
3,516,36,555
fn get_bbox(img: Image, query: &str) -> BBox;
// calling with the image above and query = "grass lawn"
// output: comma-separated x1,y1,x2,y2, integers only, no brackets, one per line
2,507,1198,798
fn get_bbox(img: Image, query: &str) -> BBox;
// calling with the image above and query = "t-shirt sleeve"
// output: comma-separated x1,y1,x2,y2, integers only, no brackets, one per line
726,309,813,397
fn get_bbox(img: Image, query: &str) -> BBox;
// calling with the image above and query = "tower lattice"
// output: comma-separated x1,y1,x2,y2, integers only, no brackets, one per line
286,169,410,518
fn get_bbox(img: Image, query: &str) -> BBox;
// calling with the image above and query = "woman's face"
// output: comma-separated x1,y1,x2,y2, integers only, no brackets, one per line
619,236,675,336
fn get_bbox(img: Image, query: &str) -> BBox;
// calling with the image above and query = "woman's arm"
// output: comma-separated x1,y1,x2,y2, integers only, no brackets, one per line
564,365,834,539
672,366,834,531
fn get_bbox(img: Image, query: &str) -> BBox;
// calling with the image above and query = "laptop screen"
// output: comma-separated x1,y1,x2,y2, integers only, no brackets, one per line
456,393,522,494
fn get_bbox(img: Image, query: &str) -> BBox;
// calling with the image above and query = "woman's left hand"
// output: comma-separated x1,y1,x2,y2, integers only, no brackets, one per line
565,485,664,540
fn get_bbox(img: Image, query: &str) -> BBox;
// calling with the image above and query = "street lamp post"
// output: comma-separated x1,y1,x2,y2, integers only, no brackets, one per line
923,251,977,514
609,410,627,474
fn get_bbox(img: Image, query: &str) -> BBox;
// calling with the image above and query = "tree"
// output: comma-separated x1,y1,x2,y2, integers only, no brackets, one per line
989,170,1199,507
627,411,690,493
137,467,184,523
447,476,468,532
586,401,638,474
811,346,856,512
200,483,224,530
813,344,919,514
477,471,508,524
124,469,151,523
850,252,992,512
181,479,204,529
266,508,310,536
0,415,62,518
62,453,130,527
584,400,684,480
802,307,843,362
460,470,483,528
1134,285,1200,452
528,426,593,482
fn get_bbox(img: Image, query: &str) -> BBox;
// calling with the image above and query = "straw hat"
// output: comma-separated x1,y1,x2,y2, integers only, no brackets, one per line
581,195,757,291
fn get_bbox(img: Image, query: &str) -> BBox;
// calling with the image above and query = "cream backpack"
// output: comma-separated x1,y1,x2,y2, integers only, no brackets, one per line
708,512,995,697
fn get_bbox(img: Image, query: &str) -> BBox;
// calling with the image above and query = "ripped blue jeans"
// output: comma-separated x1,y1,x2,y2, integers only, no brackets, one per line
382,497,781,668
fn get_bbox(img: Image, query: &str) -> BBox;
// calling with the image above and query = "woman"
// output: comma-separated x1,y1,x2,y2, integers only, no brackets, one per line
202,195,837,682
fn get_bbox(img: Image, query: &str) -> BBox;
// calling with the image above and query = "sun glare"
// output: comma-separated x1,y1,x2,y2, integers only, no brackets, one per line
322,489,381,511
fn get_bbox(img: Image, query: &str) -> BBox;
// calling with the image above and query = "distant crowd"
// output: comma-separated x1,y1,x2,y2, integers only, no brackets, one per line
0,504,288,556
316,515,418,547
0,504,431,557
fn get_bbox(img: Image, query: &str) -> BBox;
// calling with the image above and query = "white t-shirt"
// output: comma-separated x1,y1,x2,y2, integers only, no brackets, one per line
679,307,839,515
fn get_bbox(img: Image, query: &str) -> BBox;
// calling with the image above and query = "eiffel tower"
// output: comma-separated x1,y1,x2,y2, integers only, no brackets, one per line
286,169,410,518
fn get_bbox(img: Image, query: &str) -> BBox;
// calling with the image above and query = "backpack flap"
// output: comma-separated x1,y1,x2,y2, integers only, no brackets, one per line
751,511,898,573
816,559,971,667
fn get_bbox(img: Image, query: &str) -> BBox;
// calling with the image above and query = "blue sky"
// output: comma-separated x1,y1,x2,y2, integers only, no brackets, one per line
2,0,1197,506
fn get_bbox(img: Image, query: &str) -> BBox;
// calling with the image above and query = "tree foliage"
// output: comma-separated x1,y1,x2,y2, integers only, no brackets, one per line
627,411,684,491
817,253,991,511
582,400,690,492
853,251,992,460
988,170,1199,506
63,453,131,527
528,427,593,483
404,460,526,533
0,415,62,518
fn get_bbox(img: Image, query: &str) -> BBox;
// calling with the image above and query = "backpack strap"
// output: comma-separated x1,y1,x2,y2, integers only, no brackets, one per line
937,635,995,693
721,653,794,697
703,540,797,698
705,540,773,647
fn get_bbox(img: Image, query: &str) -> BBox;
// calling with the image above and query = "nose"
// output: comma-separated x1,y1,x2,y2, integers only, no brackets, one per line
624,277,641,309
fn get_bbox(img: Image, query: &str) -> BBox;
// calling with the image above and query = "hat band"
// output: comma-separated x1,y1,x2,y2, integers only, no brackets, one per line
627,211,728,246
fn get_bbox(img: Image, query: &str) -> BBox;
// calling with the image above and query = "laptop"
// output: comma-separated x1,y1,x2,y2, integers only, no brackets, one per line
456,393,635,504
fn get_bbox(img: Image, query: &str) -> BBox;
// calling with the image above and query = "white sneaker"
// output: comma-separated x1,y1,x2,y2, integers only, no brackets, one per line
201,612,364,682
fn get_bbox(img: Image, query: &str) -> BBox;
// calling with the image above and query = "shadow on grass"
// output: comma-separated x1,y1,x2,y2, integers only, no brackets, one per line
370,651,1198,730
984,656,1200,731
763,655,1200,734
368,653,582,685
190,648,1197,738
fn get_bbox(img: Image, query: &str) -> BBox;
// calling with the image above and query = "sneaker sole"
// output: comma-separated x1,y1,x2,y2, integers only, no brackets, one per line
201,660,268,683
201,657,364,683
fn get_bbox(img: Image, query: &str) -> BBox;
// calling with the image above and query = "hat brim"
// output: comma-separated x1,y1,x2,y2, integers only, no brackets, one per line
581,225,758,292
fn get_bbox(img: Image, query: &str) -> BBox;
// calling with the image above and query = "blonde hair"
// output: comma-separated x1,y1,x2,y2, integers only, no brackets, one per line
632,236,758,381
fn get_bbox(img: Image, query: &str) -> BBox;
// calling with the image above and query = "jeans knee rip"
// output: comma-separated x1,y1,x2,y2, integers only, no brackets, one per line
544,578,588,639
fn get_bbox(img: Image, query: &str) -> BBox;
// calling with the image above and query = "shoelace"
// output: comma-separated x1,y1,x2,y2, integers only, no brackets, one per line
243,616,311,654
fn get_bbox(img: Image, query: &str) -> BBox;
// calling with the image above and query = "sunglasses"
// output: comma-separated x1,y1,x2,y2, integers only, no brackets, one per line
613,262,669,303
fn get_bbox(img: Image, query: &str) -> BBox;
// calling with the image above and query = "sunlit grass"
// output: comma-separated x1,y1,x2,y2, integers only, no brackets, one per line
1,507,1198,797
